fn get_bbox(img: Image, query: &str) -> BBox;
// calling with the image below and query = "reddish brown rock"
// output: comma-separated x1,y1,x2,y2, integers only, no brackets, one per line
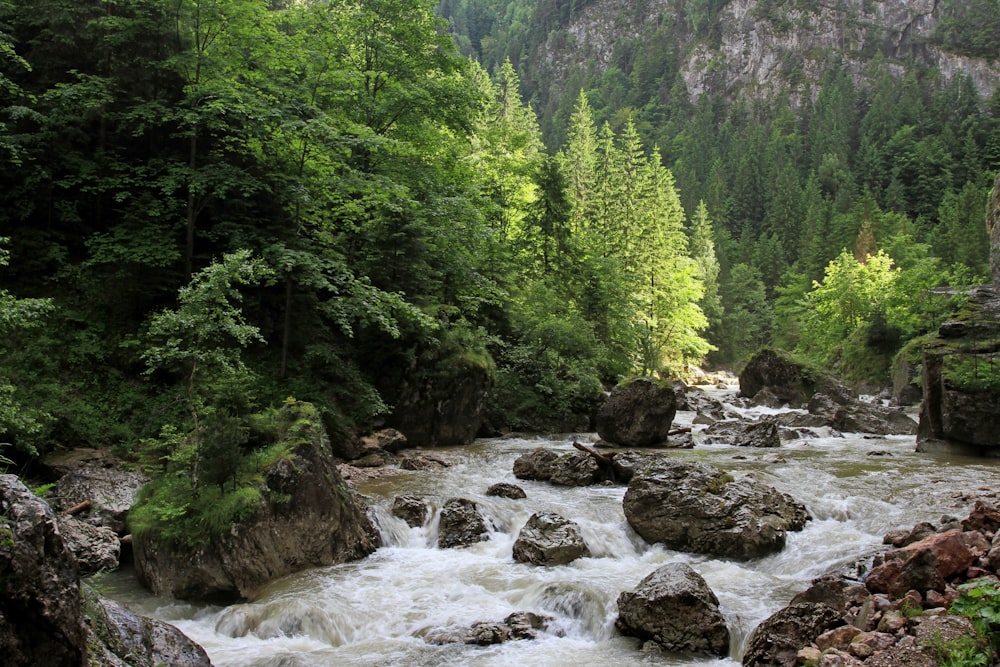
894,529,975,579
815,625,861,651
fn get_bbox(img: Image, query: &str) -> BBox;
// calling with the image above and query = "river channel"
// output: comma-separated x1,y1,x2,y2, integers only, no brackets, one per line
101,394,1000,666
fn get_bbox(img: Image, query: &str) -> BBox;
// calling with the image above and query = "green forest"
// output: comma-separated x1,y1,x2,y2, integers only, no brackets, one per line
1,0,998,500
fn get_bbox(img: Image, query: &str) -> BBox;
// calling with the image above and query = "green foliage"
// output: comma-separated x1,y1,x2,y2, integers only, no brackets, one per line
129,399,322,547
941,579,1000,666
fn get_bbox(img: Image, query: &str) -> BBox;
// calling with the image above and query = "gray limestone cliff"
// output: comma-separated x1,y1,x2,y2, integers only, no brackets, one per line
533,0,999,106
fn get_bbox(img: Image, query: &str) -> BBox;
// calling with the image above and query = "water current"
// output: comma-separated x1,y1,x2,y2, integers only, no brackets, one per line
101,392,1000,666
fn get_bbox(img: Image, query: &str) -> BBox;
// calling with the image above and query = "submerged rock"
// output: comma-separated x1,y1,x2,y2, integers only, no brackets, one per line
622,459,809,559
616,563,730,657
512,511,591,566
486,482,526,499
596,378,678,447
423,610,553,645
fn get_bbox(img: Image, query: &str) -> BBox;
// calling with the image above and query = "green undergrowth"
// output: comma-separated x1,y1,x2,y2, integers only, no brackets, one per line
937,579,1000,666
129,399,323,548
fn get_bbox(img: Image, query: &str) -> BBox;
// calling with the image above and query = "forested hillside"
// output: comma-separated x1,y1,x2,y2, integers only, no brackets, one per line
441,0,1000,367
1,0,998,485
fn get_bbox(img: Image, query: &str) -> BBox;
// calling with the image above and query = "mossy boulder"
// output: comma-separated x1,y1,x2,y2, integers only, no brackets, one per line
133,402,379,602
916,287,1000,456
622,459,809,560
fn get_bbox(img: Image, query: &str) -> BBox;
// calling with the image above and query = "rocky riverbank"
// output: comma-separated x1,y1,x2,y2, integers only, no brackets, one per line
744,496,1000,666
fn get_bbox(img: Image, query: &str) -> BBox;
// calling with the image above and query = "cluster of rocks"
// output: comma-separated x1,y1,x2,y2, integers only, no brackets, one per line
743,498,1000,666
0,474,211,667
736,349,919,438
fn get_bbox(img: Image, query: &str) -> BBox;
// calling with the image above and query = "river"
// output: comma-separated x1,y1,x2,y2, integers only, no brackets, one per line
99,394,1000,666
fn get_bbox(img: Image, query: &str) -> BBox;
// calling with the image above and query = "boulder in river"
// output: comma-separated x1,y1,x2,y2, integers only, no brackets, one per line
391,494,430,528
0,474,210,667
437,497,491,549
134,402,380,602
512,447,610,486
739,348,850,408
0,474,87,666
486,482,526,499
622,459,809,559
616,562,730,656
596,378,678,447
734,418,781,448
741,602,843,667
512,511,591,566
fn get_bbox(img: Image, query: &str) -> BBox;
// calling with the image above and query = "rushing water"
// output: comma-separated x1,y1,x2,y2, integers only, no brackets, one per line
100,395,1000,667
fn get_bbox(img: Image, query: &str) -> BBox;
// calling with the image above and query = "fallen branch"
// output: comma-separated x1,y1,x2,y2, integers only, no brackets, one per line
63,499,92,516
572,441,616,467
668,426,692,436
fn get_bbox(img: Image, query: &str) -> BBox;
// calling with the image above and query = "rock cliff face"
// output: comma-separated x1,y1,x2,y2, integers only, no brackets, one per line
536,0,1000,105
916,286,1000,457
134,408,380,601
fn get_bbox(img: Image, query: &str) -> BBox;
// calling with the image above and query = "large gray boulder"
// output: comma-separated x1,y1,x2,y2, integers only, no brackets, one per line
49,453,147,535
596,378,678,447
56,514,120,575
616,563,730,656
85,594,212,667
0,474,87,666
622,459,809,559
742,602,843,667
0,475,210,667
134,406,379,601
808,394,917,436
739,348,849,408
387,350,492,447
512,511,591,565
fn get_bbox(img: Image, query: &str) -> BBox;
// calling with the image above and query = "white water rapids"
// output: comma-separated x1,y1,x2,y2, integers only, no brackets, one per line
100,395,1000,666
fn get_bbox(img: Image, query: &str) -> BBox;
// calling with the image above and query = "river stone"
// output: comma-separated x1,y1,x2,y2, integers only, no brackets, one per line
134,403,380,601
0,474,87,667
85,594,211,667
486,482,526,499
734,418,781,448
615,563,730,656
622,459,809,559
56,514,120,575
512,447,560,481
512,511,591,566
392,494,429,528
596,378,677,447
549,451,602,486
742,602,843,667
437,497,490,549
